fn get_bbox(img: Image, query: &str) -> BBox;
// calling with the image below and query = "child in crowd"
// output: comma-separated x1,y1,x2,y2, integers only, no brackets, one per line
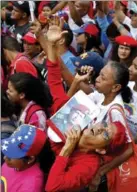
1,124,55,192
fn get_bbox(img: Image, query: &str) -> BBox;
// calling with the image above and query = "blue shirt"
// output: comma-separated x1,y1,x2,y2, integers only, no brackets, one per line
61,51,76,74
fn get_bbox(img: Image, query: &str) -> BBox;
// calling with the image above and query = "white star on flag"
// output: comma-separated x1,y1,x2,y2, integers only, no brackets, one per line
17,136,22,141
2,144,8,151
28,132,31,135
4,140,9,144
24,135,28,139
11,138,16,143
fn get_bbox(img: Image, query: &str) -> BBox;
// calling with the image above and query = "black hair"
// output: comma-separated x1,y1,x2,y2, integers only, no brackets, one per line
106,22,130,39
22,139,55,174
1,37,9,76
2,35,21,52
1,87,15,118
109,61,132,103
111,43,137,67
9,73,53,118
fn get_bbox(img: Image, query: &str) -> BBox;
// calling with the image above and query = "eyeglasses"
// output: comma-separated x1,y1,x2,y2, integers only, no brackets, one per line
102,122,110,140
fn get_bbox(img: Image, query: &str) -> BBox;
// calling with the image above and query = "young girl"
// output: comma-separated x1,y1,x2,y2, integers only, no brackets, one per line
6,72,53,130
1,124,55,192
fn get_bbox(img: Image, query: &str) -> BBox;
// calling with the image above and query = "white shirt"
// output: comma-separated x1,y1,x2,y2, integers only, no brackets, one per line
88,91,131,142
68,13,95,31
124,82,137,136
123,16,137,40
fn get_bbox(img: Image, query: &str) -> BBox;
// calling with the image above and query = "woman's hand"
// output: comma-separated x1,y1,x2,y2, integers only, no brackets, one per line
59,125,81,157
75,66,93,83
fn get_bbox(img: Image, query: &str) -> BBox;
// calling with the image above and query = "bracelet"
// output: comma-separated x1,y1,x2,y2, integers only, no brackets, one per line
118,25,124,31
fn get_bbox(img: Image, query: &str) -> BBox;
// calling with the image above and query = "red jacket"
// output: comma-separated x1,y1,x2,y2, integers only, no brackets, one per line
47,59,69,115
46,60,100,191
46,151,100,192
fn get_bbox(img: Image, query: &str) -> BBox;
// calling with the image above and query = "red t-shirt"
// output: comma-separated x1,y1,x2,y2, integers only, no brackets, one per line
9,53,38,77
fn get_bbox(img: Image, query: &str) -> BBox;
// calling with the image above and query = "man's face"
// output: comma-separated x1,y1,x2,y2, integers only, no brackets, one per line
71,110,85,125
131,13,137,28
74,1,90,17
129,57,137,81
78,122,116,151
11,6,24,20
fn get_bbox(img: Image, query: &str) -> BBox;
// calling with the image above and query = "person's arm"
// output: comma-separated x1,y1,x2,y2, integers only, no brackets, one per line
46,127,100,192
67,66,94,97
68,2,84,26
115,1,126,23
99,143,133,176
113,17,130,36
51,2,68,15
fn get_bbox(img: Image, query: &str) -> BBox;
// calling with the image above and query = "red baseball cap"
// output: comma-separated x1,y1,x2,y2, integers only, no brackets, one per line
22,32,37,44
115,35,137,47
73,23,99,37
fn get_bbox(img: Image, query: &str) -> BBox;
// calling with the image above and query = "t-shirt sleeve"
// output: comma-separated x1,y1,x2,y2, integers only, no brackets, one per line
15,60,38,77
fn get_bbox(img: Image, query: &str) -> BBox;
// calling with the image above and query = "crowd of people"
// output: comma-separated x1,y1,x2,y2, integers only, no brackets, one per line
1,1,137,192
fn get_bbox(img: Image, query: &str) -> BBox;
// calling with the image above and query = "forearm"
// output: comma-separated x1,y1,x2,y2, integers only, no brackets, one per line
51,2,68,15
68,2,83,26
67,78,80,97
114,19,129,36
100,143,133,175
115,2,126,23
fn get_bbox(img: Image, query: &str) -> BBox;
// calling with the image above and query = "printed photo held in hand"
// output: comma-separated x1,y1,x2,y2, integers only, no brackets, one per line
47,90,100,142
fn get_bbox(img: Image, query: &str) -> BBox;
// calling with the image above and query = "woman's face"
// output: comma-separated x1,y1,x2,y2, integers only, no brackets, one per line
78,122,116,151
129,57,137,81
6,81,22,104
95,64,116,95
42,6,52,17
118,45,131,60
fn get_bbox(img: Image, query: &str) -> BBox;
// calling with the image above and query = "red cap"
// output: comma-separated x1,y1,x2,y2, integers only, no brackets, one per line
22,32,37,44
85,24,99,37
107,121,127,155
115,35,137,47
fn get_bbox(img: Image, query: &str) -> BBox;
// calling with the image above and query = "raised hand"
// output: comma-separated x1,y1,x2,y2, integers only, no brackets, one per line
46,17,68,44
75,66,93,83
30,20,42,37
59,125,81,157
